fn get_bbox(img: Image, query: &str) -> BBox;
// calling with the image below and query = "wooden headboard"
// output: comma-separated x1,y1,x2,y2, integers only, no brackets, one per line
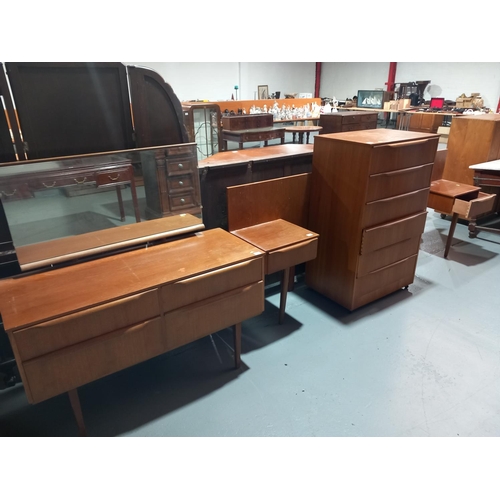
226,173,311,231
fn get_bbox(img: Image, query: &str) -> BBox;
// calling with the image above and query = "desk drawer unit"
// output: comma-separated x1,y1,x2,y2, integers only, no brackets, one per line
306,129,439,310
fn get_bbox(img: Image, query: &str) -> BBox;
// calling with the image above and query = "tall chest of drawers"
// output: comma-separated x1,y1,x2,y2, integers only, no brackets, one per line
306,129,439,311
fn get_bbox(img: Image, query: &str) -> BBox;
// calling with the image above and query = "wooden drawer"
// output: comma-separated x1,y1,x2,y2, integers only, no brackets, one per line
23,317,164,404
167,174,195,191
164,145,196,157
169,192,198,210
266,237,318,274
166,157,196,175
341,124,361,132
452,191,497,219
353,254,418,310
357,236,421,277
161,258,263,312
163,281,264,351
363,187,429,228
95,168,132,187
360,211,427,254
370,137,439,174
366,163,433,202
360,114,378,123
12,289,160,361
342,114,361,125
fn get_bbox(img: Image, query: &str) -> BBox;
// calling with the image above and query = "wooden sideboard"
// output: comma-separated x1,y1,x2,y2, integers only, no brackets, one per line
0,227,265,435
198,144,314,230
319,111,378,134
306,129,439,311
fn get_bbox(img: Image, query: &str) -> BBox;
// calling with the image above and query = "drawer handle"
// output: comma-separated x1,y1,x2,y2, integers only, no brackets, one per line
42,181,56,188
178,163,184,169
178,181,184,186
74,177,87,184
180,198,185,203
388,139,429,148
1,189,17,197
108,174,121,181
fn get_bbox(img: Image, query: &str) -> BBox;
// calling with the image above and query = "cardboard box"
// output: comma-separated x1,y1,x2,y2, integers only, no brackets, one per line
437,126,450,144
398,98,411,110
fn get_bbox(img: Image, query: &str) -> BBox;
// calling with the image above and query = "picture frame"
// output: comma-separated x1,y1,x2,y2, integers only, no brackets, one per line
258,85,269,100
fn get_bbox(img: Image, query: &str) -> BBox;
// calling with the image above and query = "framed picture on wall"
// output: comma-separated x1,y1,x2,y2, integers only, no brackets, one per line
258,85,269,99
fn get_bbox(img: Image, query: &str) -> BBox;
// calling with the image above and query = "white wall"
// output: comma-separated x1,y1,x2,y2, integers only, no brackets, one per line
126,62,500,112
124,62,316,102
320,62,390,101
395,62,500,109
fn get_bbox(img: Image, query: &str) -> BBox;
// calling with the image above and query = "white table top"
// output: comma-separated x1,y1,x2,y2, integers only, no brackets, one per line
469,159,500,171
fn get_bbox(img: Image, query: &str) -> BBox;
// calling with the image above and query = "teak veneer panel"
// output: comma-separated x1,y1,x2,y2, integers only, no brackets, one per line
306,129,439,310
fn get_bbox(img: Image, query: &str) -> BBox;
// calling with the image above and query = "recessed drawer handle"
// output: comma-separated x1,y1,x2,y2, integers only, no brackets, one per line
108,174,121,181
42,181,56,188
388,139,429,148
74,177,87,184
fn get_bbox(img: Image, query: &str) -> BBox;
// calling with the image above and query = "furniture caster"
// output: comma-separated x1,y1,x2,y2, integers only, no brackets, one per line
440,213,447,219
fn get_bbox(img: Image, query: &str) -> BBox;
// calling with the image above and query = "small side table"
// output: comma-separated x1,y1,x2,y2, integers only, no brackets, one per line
284,125,323,144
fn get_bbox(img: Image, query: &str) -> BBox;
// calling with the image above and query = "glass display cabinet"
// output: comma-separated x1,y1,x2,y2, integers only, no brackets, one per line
357,90,392,109
182,103,223,160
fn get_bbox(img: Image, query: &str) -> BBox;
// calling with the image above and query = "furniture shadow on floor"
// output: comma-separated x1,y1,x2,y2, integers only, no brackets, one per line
288,279,423,326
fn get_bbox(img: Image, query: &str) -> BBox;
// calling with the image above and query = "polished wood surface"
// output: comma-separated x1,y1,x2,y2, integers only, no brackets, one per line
222,113,273,131
306,129,439,310
222,127,285,149
443,114,500,185
16,213,204,271
0,228,265,417
319,111,378,134
198,144,313,230
227,173,311,230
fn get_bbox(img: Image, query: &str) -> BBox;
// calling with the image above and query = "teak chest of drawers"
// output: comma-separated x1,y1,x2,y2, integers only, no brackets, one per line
0,228,264,435
306,129,439,311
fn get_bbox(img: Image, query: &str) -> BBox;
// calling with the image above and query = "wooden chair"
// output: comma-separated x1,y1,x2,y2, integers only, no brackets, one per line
227,173,318,323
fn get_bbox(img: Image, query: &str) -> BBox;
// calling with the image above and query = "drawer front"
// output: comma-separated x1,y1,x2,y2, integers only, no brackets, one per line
366,163,433,202
169,192,197,210
363,187,429,228
342,114,361,125
341,124,361,132
23,317,164,404
360,114,378,123
357,236,421,277
267,238,318,275
352,254,418,310
360,211,427,255
453,191,497,219
161,258,263,313
13,289,160,361
167,174,194,191
165,145,196,157
163,281,264,352
166,157,196,175
95,168,132,187
370,137,439,174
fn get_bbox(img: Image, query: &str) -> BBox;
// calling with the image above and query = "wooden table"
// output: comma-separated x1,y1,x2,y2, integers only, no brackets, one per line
284,125,323,144
0,158,141,222
222,127,285,150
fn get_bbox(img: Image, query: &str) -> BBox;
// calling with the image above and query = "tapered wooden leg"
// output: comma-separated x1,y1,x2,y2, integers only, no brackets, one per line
279,267,291,324
68,389,87,437
233,323,241,369
116,186,125,221
444,212,459,259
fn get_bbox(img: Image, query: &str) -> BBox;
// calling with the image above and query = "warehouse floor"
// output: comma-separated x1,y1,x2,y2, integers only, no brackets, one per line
1,209,499,438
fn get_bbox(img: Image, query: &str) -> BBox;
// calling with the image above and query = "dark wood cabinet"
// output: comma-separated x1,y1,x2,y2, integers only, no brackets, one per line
222,113,273,130
319,111,378,134
306,129,439,311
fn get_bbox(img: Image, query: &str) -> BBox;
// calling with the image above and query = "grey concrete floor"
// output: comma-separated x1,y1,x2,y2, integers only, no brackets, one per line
1,209,499,438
